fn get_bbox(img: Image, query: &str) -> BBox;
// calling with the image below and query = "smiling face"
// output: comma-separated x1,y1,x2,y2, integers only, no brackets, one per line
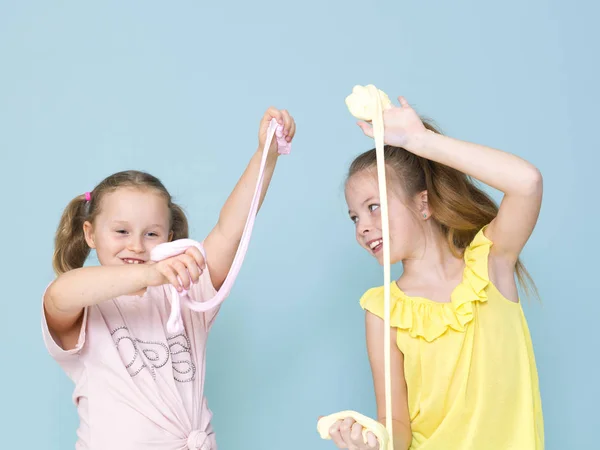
345,169,425,265
83,187,172,266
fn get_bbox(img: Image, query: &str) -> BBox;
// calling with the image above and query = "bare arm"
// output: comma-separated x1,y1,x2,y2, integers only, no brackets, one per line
408,130,543,264
360,97,543,265
203,107,295,290
203,148,279,290
44,250,204,350
366,311,412,450
44,264,153,350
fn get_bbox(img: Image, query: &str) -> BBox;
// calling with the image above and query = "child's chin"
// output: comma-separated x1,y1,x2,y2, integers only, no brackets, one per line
374,255,400,266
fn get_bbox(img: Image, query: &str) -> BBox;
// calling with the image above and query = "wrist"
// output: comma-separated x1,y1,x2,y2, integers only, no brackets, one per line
257,145,280,162
141,263,160,288
404,129,438,156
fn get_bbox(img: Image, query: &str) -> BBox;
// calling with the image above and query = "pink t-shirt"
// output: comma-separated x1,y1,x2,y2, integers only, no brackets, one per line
42,266,222,450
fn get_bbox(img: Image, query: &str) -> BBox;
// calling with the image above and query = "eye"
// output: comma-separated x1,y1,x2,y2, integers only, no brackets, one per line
116,229,128,235
368,204,380,212
147,232,159,238
349,215,358,224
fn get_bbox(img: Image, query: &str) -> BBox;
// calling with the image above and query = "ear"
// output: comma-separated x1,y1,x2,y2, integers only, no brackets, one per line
416,190,430,219
83,221,96,249
168,230,174,242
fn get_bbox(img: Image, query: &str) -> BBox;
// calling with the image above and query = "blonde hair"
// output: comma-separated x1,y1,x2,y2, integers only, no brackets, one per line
52,170,188,275
347,121,538,299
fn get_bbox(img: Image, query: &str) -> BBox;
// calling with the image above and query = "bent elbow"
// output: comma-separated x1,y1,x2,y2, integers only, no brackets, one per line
523,166,543,196
44,279,71,314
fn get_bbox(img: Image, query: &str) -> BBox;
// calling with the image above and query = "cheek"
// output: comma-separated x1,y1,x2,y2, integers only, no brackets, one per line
355,229,363,246
352,224,360,241
389,211,418,241
92,237,117,264
94,232,121,253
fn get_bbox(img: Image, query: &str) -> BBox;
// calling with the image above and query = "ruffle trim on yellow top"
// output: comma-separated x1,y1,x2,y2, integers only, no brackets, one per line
360,227,492,342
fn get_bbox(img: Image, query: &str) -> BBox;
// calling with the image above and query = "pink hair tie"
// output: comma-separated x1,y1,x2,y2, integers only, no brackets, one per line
84,192,91,202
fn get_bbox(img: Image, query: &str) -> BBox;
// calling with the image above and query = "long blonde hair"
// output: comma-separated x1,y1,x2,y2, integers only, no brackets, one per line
53,170,188,275
347,121,538,299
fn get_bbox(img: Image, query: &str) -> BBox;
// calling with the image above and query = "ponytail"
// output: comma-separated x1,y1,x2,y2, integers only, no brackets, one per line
347,120,539,299
52,194,91,275
169,202,189,241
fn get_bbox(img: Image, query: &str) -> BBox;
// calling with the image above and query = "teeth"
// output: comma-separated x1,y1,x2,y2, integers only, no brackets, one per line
124,259,142,264
369,239,382,249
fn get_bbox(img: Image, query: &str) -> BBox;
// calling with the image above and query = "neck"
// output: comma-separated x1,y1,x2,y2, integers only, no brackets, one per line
399,222,464,285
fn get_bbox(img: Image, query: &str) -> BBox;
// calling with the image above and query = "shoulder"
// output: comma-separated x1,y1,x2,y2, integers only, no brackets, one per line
359,285,390,319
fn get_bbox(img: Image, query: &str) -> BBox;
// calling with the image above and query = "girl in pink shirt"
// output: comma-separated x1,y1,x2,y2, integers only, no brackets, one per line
42,107,296,450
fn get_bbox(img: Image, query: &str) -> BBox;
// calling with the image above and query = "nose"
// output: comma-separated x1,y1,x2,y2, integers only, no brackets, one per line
357,216,373,236
187,430,211,450
127,235,145,254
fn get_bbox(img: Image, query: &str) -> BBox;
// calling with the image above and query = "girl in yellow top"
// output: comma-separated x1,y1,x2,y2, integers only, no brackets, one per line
324,95,544,449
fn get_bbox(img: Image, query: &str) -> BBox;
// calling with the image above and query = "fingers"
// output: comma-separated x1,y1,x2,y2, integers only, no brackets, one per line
170,259,192,290
177,253,206,287
350,421,365,447
266,106,284,127
366,431,379,449
287,114,296,141
281,109,291,136
339,417,354,446
357,121,374,138
184,246,206,270
158,253,204,291
328,420,347,449
160,264,184,292
281,109,295,142
324,417,378,450
397,96,409,108
265,106,296,142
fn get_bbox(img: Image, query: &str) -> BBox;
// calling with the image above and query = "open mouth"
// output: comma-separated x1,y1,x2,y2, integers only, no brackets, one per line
368,239,383,254
121,258,146,264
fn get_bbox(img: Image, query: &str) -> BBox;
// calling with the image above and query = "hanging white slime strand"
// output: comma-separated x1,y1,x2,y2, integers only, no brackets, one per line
316,85,394,450
356,84,394,450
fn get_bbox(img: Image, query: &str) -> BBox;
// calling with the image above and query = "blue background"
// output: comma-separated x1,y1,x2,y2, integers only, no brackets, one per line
0,1,597,448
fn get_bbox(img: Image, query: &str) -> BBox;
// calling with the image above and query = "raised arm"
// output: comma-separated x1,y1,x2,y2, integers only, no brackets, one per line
359,96,542,264
406,131,542,264
203,107,296,289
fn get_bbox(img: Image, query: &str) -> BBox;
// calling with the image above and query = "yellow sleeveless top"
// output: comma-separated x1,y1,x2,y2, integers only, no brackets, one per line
360,227,544,449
